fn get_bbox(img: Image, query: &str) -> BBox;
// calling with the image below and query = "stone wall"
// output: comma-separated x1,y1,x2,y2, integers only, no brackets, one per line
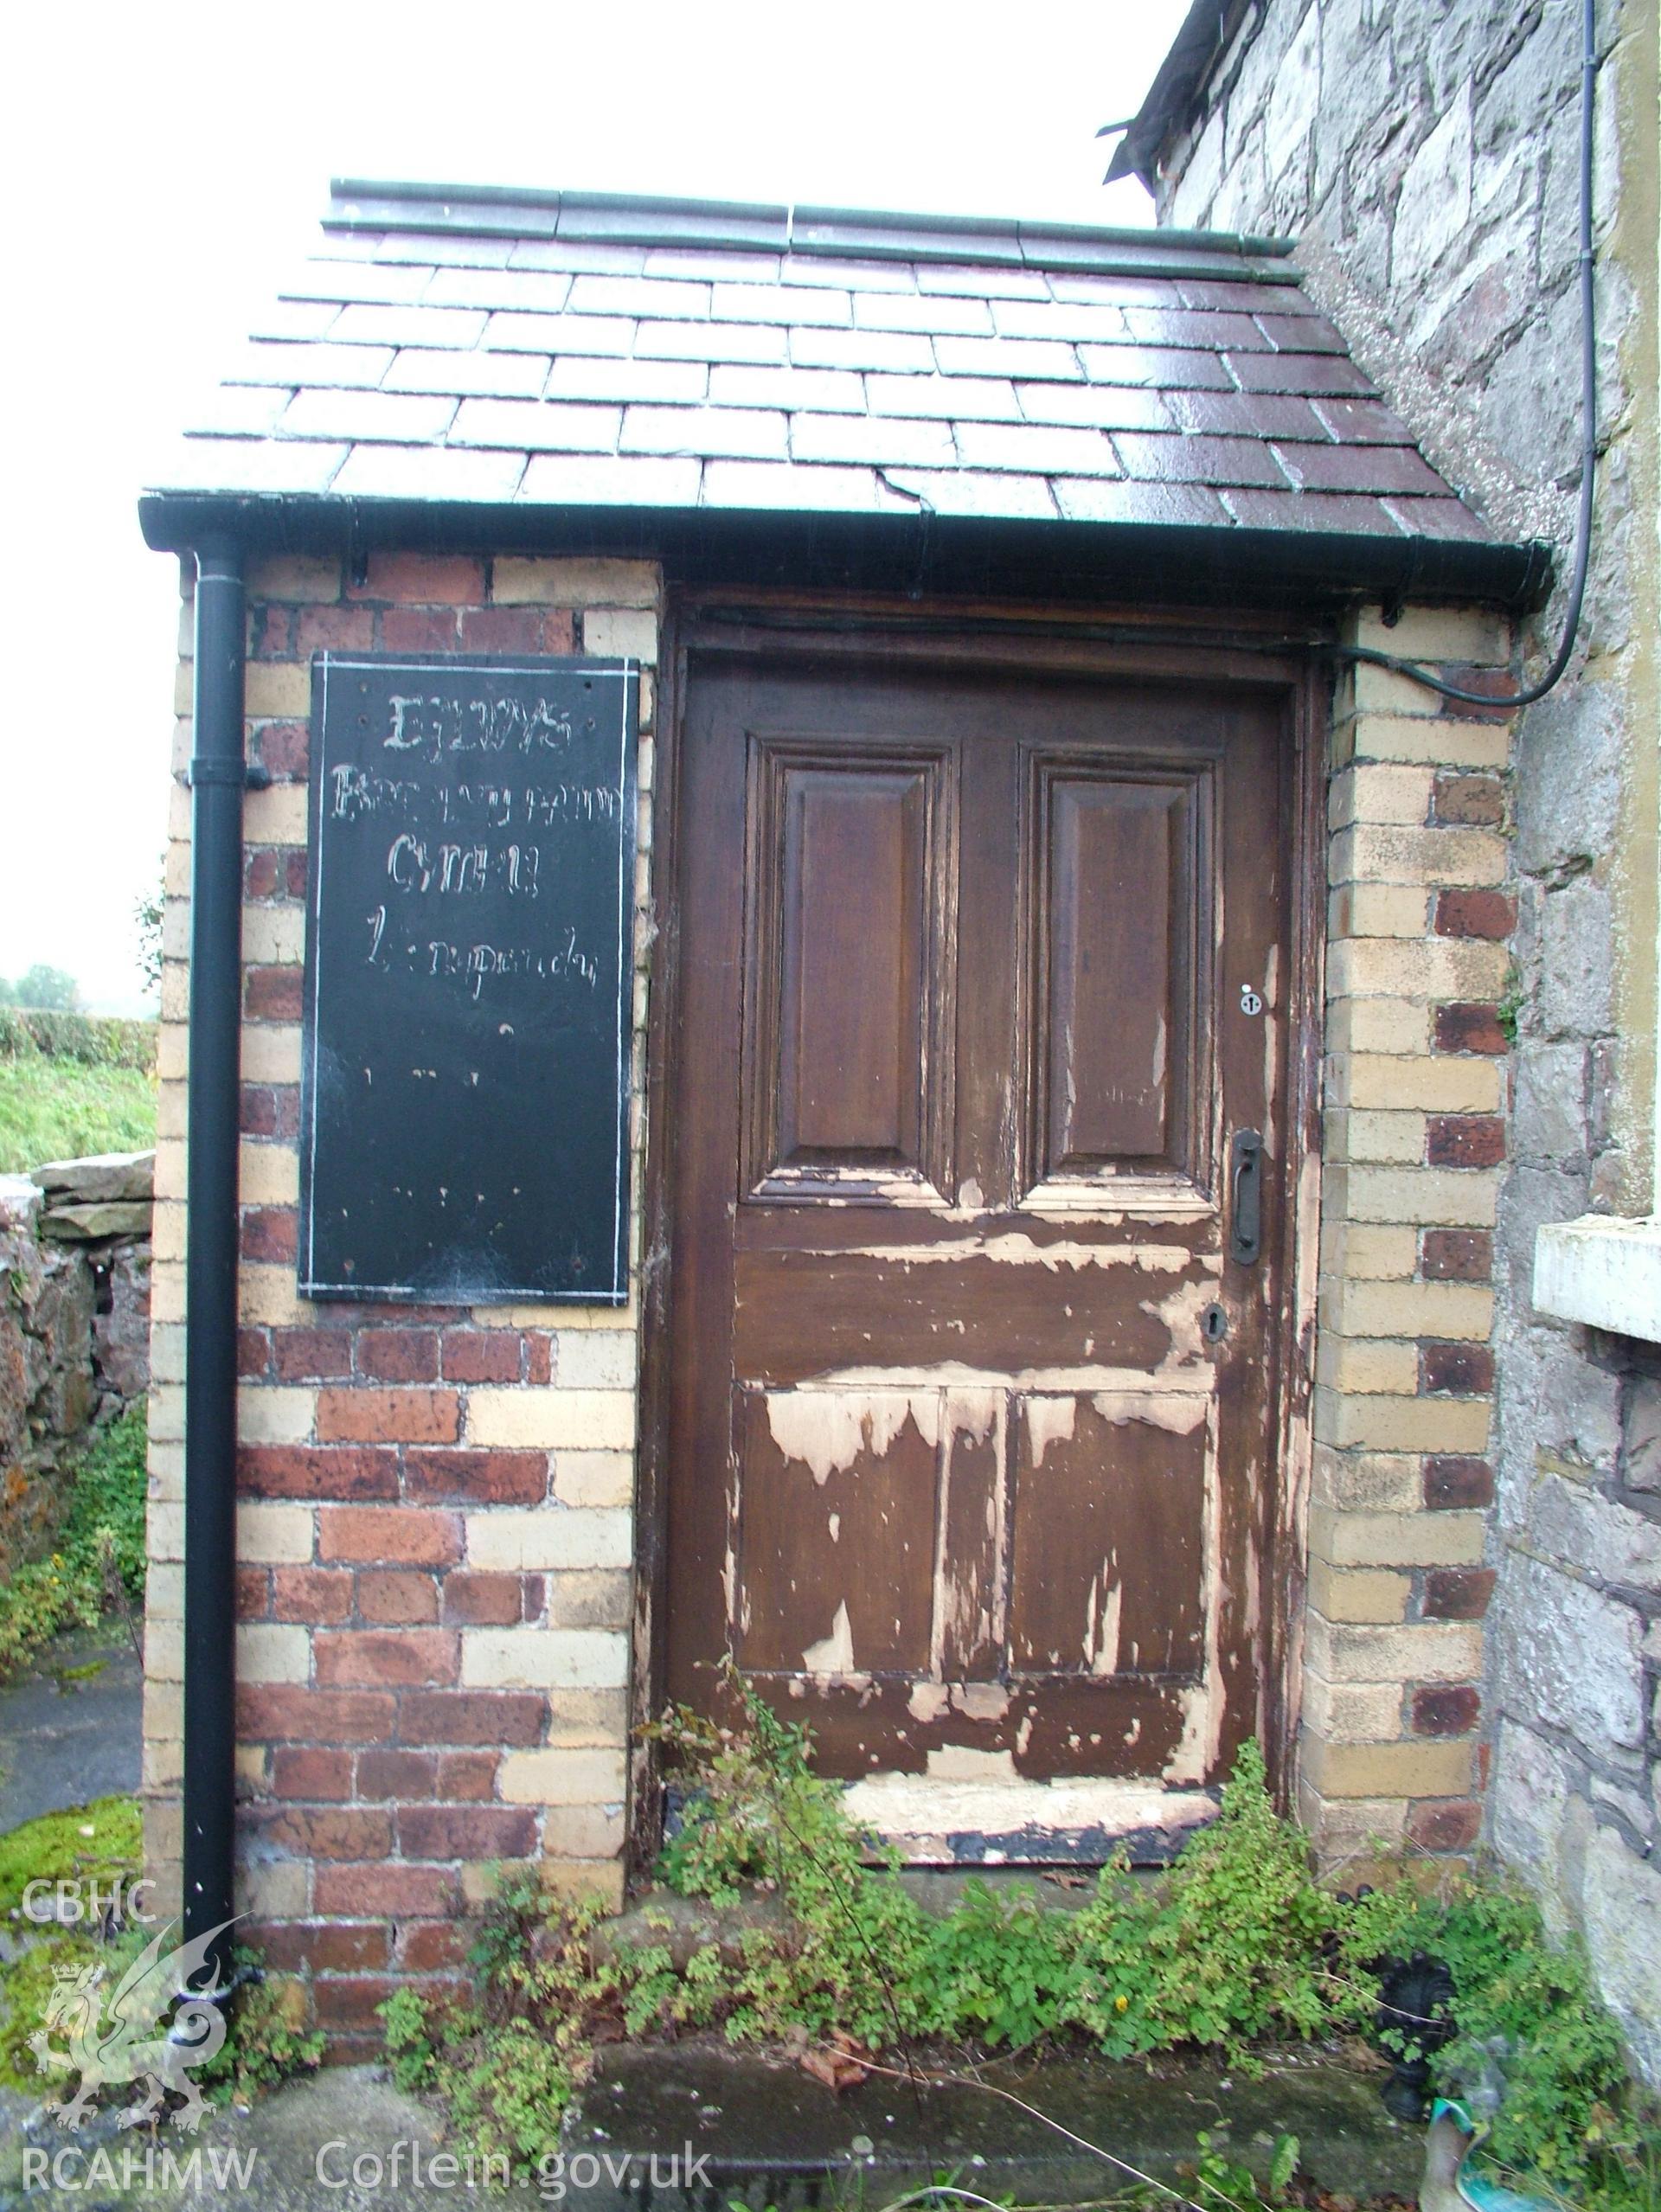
1151,0,1661,2081
0,1153,154,1571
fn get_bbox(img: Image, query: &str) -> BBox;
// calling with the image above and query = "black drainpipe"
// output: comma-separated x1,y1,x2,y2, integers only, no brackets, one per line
183,542,249,1978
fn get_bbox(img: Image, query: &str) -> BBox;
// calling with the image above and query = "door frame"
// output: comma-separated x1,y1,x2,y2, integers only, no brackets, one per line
630,587,1330,1882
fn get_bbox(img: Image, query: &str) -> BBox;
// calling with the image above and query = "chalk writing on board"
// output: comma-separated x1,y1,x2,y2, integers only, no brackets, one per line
298,656,639,1305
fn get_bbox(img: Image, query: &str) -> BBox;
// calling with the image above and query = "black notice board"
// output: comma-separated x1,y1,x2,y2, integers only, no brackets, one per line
298,655,639,1305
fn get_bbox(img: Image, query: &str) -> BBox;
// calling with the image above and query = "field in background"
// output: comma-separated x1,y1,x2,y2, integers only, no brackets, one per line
0,1011,157,1174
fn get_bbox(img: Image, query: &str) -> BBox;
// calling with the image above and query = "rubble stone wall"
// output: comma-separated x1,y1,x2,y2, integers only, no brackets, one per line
1152,0,1661,2082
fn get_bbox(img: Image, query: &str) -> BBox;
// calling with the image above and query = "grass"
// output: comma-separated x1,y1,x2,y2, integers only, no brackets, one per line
0,1051,157,1173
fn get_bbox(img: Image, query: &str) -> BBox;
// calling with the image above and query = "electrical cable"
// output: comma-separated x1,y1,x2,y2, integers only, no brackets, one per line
1330,0,1599,711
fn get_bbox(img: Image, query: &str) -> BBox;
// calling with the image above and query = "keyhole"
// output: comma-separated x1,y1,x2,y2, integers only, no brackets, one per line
1202,1302,1228,1344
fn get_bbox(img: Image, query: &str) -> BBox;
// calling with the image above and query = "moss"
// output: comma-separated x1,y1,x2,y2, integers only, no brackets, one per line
0,1794,141,1919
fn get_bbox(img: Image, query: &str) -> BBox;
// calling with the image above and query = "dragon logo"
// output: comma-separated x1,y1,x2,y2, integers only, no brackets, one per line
29,1920,234,2132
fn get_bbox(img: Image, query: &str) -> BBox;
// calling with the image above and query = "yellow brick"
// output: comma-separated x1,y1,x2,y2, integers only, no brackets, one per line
151,1324,186,1385
237,1384,317,1446
157,1085,188,1141
554,1331,638,1389
544,1569,632,1630
146,1562,183,1622
235,1623,311,1683
1297,1784,1408,1850
144,1619,183,1683
1324,1110,1426,1165
147,1440,185,1504
247,553,343,602
1331,824,1506,888
243,906,305,964
1314,1388,1491,1453
542,1804,627,1859
1329,764,1435,830
1315,1337,1419,1395
543,1688,631,1747
245,663,313,718
1311,1446,1423,1512
459,1628,629,1689
1307,1559,1411,1622
553,1451,636,1509
238,1141,298,1204
157,1022,189,1081
153,1136,188,1203
1345,714,1512,770
1323,1278,1493,1338
497,1748,629,1805
164,841,192,897
1329,884,1429,939
464,1508,632,1572
240,1264,311,1328
145,1799,184,1863
174,661,195,716
239,1502,316,1565
1337,1157,1501,1220
151,1260,186,1324
1352,605,1510,665
1327,938,1509,1003
160,962,189,1023
466,1389,635,1451
492,557,659,607
1327,998,1431,1055
235,1861,310,1918
1310,1504,1489,1568
167,782,192,841
144,1679,183,1740
245,782,310,843
1302,1736,1475,1798
1305,1615,1483,1683
241,1024,302,1082
535,1859,626,1910
581,609,657,664
149,1380,185,1444
1303,1673,1405,1744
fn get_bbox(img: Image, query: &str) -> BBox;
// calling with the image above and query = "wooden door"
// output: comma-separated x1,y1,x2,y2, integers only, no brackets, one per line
660,638,1297,1859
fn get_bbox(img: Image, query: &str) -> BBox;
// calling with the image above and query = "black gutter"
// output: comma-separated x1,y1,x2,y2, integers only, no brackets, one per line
183,543,247,1981
138,497,1555,619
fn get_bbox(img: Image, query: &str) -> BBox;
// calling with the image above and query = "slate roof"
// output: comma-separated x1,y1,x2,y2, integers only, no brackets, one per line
146,183,1491,549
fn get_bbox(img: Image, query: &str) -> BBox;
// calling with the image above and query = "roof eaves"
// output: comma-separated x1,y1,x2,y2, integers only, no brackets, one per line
1103,0,1259,189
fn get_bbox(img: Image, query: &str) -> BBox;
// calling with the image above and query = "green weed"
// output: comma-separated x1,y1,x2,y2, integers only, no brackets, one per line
0,1406,148,1680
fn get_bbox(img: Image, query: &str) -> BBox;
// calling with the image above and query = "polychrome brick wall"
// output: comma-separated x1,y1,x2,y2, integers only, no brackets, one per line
144,550,659,2055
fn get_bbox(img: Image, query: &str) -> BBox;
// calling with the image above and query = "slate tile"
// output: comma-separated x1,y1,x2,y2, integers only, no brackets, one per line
1173,279,1304,311
1228,350,1377,395
279,390,457,444
1052,478,1231,525
1015,381,1172,431
248,298,343,343
330,305,487,349
866,373,1021,421
1164,390,1329,439
1222,488,1408,533
1273,440,1446,494
451,399,621,452
1077,343,1234,390
881,468,1057,518
638,319,787,364
1254,311,1348,355
331,444,526,501
507,240,650,276
709,363,864,413
1049,272,1183,308
517,452,701,505
485,311,632,356
777,253,917,293
373,234,517,270
1310,395,1418,445
621,404,788,459
279,260,435,307
645,247,785,284
790,412,956,466
991,298,1129,343
146,435,349,496
426,268,574,313
789,325,934,372
547,356,708,404
194,384,294,436
1382,496,1491,542
916,261,1050,299
384,349,548,399
701,459,905,511
713,282,852,327
1121,306,1267,349
225,341,394,390
934,335,1082,380
955,420,1119,476
1113,432,1289,487
853,292,995,335
568,273,713,318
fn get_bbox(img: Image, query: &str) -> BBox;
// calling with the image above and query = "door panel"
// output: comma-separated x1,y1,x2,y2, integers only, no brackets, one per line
664,651,1292,1855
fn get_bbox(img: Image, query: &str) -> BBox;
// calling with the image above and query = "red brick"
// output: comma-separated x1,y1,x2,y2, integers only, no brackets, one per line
356,1329,440,1383
1421,1228,1492,1282
256,722,309,779
357,1569,441,1625
246,966,304,1022
396,1805,539,1859
1434,1003,1509,1055
1426,1115,1505,1170
1431,773,1504,827
1435,669,1519,718
255,1805,394,1859
318,1506,463,1566
311,1977,401,2032
238,1328,273,1380
440,1330,522,1384
1411,1683,1481,1735
1421,1341,1495,1395
315,1630,459,1689
1423,1566,1497,1620
272,1328,355,1382
317,1388,461,1446
315,1863,454,1916
273,1747,355,1800
403,1448,547,1504
272,1566,355,1624
240,1085,280,1138
239,1685,395,1745
297,605,375,654
241,1208,298,1263
379,606,460,651
243,846,308,902
240,1446,399,1503
397,1689,546,1746
356,1749,438,1800
459,606,549,652
436,1751,498,1800
350,552,485,605
525,1333,555,1385
398,1920,471,1971
1424,1456,1495,1510
235,1565,270,1619
441,1571,525,1626
245,1920,389,1972
1434,888,1517,942
1405,1798,1483,1852
253,605,294,657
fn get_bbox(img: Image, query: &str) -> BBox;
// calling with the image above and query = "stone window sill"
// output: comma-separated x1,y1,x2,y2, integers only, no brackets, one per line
1534,1215,1661,1342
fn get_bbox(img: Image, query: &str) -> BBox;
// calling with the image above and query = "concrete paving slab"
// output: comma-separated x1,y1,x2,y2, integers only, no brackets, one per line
0,1633,142,1837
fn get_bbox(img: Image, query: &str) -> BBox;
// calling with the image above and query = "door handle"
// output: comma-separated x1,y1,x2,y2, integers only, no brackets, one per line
1229,1129,1263,1266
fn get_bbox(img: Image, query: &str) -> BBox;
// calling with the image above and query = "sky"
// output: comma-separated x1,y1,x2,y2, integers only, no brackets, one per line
0,1,1185,1016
